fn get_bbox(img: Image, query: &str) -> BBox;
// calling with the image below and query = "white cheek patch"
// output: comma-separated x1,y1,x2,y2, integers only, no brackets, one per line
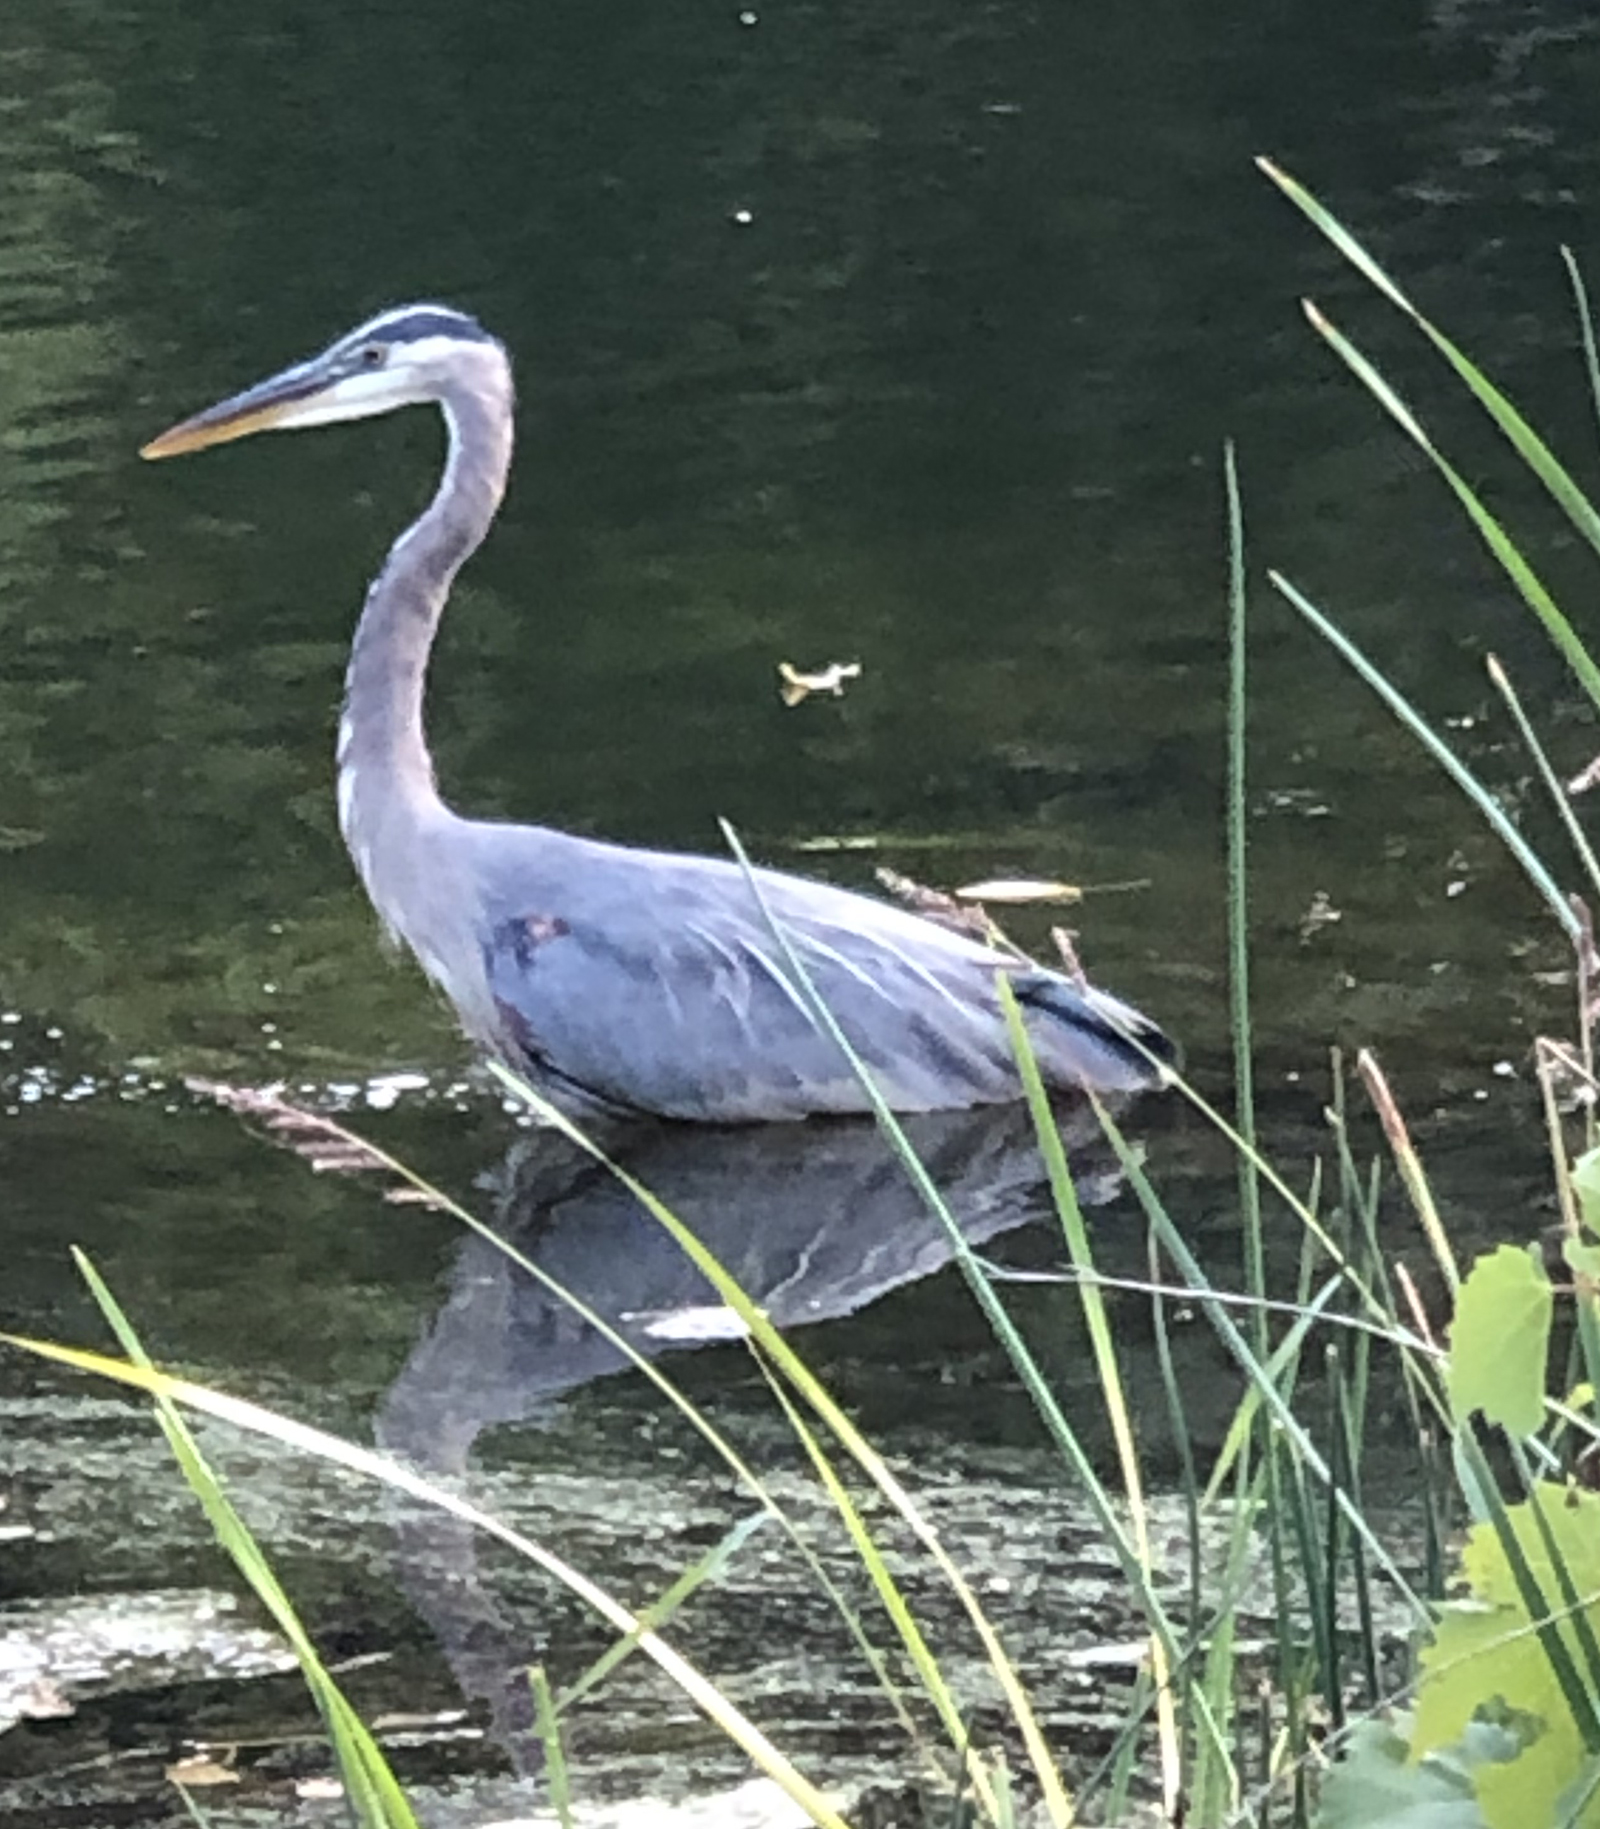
285,369,420,426
373,335,465,369
283,336,482,427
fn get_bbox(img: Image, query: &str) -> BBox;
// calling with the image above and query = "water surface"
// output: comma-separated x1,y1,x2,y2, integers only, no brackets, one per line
2,0,1595,1816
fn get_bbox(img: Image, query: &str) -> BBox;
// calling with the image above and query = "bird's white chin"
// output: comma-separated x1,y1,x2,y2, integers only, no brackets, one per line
275,368,429,428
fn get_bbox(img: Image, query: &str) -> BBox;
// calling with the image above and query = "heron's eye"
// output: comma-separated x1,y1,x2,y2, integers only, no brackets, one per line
358,343,387,369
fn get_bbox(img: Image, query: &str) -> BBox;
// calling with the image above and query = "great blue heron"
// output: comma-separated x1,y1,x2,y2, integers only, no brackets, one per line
142,305,1173,1121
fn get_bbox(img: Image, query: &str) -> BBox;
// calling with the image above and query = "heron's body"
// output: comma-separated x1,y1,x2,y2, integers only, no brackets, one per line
144,306,1172,1121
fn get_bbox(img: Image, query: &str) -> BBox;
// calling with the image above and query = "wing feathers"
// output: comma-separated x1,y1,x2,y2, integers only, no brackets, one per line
474,840,1167,1121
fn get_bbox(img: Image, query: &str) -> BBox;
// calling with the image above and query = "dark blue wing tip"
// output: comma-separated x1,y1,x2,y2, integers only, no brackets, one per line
1018,971,1180,1085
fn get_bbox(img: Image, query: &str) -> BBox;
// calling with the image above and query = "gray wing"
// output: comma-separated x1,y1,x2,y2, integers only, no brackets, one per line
476,836,1167,1122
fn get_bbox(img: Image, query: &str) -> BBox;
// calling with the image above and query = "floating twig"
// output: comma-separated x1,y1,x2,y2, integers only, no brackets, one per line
873,866,994,941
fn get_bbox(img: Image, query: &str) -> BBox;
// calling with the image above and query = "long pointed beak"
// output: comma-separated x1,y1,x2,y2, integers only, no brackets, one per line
140,361,328,460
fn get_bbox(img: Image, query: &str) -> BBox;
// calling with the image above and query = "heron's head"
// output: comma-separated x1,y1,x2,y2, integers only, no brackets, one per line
141,305,509,460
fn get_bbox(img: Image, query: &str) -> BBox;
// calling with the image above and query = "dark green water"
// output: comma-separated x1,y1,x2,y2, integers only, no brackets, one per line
3,0,1598,1817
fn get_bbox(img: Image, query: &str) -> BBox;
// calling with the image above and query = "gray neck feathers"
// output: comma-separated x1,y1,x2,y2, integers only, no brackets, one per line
336,380,512,934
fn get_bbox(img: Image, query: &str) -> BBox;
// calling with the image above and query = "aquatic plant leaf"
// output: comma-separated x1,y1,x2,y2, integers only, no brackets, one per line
1572,1149,1600,1237
1447,1245,1552,1437
1420,1619,1572,1828
1312,1715,1493,1827
1413,1484,1600,1829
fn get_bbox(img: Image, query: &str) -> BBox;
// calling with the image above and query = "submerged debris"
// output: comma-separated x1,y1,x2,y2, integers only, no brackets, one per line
165,1753,240,1788
1297,889,1343,943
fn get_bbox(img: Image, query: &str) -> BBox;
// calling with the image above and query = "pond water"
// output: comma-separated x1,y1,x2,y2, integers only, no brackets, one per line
2,0,1597,1820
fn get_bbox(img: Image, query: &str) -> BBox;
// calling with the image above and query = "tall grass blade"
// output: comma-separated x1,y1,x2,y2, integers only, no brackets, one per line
708,830,1207,1627
1087,1099,1429,1620
1355,1050,1461,1296
1255,158,1413,314
1146,1229,1201,1620
71,1251,418,1829
1291,297,1600,720
1562,246,1600,456
998,985,1182,1815
1145,1052,1400,1329
1511,1447,1600,1692
1455,1430,1600,1752
201,1084,924,1756
1189,1609,1240,1824
1225,439,1309,1796
1200,1275,1347,1506
486,1059,1071,1827
1082,1667,1152,1826
1269,570,1580,944
170,1784,213,1829
1260,159,1600,716
1224,441,1265,1345
1486,654,1600,905
531,1667,575,1829
1,1325,853,1829
556,1512,770,1714
757,1361,989,1804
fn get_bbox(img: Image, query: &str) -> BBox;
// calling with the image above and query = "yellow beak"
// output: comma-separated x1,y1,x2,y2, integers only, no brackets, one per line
141,360,328,460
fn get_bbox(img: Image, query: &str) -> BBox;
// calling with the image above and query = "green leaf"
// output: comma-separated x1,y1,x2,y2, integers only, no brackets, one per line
1447,1246,1553,1437
1414,1485,1600,1828
1573,1151,1600,1237
1559,1762,1600,1826
1313,1715,1495,1827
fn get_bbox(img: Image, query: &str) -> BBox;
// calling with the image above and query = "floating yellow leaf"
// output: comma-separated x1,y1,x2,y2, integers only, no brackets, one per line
777,660,862,706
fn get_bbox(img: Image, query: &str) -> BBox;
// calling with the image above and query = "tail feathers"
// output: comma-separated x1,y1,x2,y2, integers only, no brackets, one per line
1015,970,1177,1095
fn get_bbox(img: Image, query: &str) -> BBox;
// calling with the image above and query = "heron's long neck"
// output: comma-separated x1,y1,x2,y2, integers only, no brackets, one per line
337,387,511,913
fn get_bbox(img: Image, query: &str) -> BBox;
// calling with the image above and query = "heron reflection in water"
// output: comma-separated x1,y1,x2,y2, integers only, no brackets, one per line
376,1100,1126,1468
144,308,1173,1118
373,1105,1131,1775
